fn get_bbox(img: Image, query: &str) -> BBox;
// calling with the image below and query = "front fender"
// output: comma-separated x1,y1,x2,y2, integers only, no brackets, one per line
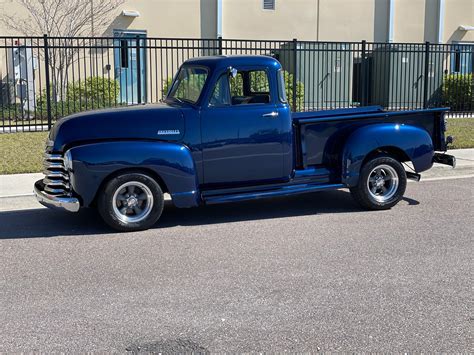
68,141,199,208
342,123,434,186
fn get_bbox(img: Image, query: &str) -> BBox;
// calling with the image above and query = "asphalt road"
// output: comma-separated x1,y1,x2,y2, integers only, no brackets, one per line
0,177,472,352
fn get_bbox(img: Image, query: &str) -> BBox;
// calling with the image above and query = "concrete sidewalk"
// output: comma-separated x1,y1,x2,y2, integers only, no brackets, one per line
0,149,473,199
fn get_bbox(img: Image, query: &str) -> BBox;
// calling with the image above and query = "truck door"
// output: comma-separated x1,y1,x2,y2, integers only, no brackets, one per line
201,67,286,187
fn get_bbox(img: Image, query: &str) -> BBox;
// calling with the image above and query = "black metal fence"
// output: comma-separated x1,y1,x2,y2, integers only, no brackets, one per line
1,35,473,132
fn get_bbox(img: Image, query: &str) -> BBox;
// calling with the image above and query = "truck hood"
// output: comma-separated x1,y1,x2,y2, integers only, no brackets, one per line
49,103,185,152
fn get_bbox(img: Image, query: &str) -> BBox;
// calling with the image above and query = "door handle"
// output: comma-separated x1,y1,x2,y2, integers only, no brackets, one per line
262,111,279,118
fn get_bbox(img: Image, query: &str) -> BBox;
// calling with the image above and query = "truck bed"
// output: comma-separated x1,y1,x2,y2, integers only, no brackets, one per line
292,106,447,168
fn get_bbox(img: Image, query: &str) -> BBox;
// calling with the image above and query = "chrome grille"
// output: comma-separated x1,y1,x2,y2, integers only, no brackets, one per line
43,153,71,196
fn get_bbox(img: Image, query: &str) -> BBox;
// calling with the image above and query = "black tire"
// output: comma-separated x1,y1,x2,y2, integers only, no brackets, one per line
350,155,407,210
98,172,164,232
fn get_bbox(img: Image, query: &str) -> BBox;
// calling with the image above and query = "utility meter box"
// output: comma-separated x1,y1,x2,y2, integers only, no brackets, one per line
273,42,353,110
6,43,37,113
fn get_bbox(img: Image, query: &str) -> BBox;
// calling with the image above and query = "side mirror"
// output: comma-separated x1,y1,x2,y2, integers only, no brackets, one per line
228,67,238,78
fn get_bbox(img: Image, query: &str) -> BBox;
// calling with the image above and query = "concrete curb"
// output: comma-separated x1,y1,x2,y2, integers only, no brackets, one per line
0,149,473,199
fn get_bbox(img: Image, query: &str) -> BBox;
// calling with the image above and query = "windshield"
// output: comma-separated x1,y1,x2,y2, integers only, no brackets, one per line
167,66,208,104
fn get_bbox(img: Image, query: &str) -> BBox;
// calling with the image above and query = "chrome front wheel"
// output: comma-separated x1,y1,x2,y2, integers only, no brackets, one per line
98,173,164,232
112,181,154,224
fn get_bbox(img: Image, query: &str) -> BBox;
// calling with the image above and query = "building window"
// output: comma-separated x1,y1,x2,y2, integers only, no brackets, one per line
451,43,474,74
263,0,275,10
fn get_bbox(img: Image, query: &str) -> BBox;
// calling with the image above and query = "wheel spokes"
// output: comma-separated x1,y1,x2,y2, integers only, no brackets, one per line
127,185,136,195
137,192,147,201
117,194,127,201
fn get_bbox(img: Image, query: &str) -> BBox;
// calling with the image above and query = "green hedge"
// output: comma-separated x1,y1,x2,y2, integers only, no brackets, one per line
36,77,120,120
443,74,473,111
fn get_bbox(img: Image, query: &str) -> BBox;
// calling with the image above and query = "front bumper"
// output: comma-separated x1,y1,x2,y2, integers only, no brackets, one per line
34,180,80,212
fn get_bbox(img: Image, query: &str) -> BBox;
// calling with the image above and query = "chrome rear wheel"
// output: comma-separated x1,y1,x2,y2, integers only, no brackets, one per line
350,155,407,210
367,164,399,203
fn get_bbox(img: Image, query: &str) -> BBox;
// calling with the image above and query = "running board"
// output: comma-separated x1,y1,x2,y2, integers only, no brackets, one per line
203,183,345,205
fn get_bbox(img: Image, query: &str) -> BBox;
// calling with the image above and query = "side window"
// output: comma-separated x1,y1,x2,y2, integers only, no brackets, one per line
229,69,271,105
210,74,231,106
230,72,244,97
249,70,270,94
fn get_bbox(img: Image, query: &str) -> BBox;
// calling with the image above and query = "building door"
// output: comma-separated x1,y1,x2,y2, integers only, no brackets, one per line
113,30,146,104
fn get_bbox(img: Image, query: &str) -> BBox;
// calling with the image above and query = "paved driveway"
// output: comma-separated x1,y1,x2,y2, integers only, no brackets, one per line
0,178,472,352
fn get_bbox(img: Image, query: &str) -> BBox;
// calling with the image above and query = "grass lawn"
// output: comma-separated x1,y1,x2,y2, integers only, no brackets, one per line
0,118,472,175
446,118,474,149
0,131,48,174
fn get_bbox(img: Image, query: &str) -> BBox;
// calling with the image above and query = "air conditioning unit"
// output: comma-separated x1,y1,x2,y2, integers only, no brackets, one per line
6,42,38,113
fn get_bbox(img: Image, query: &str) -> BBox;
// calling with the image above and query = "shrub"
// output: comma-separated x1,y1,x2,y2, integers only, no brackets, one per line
36,77,120,120
67,77,120,107
0,103,34,121
442,74,473,111
281,71,305,112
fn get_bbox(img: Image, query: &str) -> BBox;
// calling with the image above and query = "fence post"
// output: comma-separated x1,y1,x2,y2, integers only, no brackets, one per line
43,34,52,130
135,36,142,104
292,38,298,112
361,40,368,106
423,41,430,109
218,36,223,55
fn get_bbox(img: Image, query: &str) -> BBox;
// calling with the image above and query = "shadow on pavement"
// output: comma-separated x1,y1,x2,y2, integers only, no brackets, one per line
0,190,419,239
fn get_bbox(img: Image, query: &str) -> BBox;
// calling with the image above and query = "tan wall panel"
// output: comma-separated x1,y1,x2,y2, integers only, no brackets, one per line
392,0,426,42
318,0,376,41
0,0,205,38
222,0,318,40
443,0,474,43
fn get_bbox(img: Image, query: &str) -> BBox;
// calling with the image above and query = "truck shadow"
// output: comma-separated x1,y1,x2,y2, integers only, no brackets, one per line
0,190,419,239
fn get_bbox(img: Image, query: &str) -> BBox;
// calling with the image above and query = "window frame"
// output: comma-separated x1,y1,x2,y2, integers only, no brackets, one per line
276,69,287,103
208,73,232,107
166,64,210,105
206,66,276,108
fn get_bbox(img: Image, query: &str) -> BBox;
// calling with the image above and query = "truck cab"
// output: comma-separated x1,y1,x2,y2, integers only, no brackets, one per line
35,55,455,231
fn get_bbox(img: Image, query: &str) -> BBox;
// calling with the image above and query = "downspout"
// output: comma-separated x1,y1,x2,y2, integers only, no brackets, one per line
316,0,320,41
217,0,223,38
437,0,445,43
388,0,394,42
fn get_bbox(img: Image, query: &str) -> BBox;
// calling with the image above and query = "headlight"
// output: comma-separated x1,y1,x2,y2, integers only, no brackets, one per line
64,150,73,171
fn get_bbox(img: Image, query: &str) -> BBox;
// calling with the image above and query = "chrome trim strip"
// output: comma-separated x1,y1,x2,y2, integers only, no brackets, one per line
43,161,67,170
44,153,64,160
44,186,68,194
43,178,71,189
34,181,80,212
44,172,70,181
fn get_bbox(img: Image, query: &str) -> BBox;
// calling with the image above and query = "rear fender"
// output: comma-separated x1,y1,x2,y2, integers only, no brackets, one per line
342,123,434,187
67,141,199,208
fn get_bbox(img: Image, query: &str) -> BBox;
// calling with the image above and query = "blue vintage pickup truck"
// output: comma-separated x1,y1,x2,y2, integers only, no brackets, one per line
35,55,455,231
